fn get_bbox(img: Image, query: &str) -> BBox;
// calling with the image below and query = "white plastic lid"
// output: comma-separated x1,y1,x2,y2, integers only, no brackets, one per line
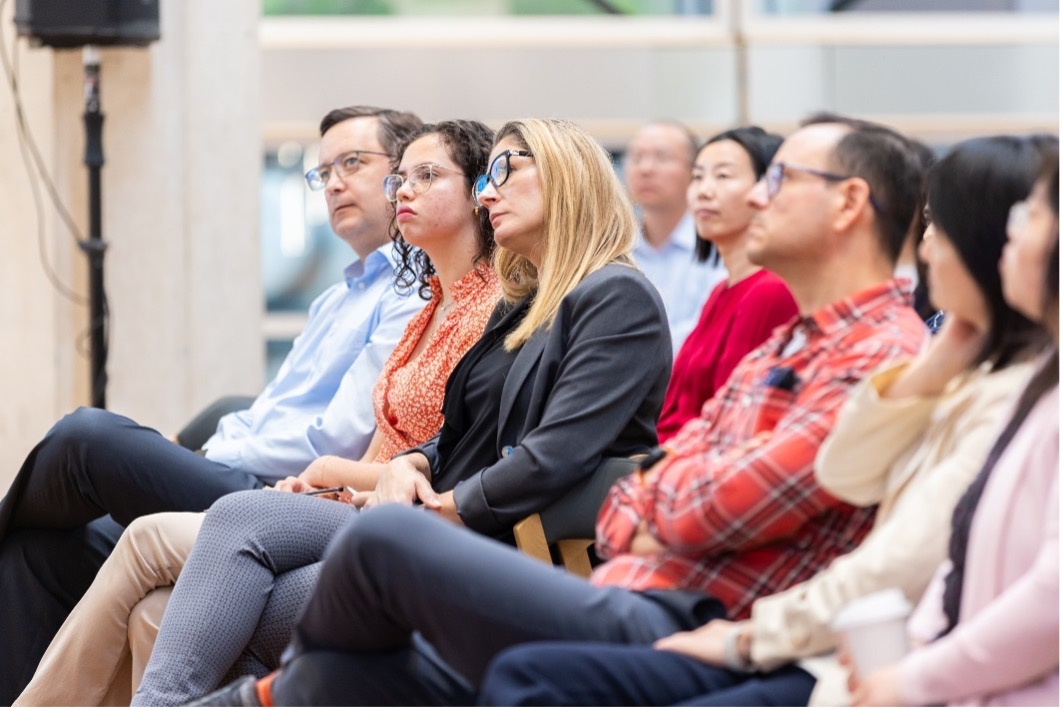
833,587,913,630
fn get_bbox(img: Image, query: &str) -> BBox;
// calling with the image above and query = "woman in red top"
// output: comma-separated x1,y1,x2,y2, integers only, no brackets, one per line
657,127,799,442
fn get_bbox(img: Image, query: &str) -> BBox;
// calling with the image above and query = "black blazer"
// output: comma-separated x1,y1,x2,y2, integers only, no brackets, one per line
418,262,671,536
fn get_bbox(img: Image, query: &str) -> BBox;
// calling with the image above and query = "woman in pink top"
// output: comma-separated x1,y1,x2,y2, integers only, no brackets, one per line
850,156,1059,707
657,127,798,442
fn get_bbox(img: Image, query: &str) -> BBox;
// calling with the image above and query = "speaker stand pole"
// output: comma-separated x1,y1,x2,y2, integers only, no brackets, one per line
81,45,107,408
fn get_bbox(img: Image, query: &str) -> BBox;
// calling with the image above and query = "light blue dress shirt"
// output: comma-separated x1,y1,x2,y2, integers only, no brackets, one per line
203,244,425,484
632,212,727,354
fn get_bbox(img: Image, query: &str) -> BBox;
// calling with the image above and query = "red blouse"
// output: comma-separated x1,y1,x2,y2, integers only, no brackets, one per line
656,269,798,442
371,265,500,463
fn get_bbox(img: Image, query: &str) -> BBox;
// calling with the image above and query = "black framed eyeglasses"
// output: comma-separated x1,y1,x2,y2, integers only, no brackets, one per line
472,149,533,207
764,162,884,213
305,149,392,191
382,163,463,203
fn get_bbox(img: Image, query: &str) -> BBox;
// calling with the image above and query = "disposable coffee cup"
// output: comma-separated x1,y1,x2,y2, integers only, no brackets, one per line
832,587,912,678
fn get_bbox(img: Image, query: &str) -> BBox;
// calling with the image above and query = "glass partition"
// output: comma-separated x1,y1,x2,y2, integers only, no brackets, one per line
257,0,1057,378
754,0,1056,13
263,0,715,16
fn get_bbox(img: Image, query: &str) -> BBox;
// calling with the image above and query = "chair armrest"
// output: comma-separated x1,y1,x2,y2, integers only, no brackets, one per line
175,395,256,451
513,513,552,566
514,457,639,576
539,457,639,543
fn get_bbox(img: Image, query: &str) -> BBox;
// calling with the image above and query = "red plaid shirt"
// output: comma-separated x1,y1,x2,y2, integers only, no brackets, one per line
591,280,927,619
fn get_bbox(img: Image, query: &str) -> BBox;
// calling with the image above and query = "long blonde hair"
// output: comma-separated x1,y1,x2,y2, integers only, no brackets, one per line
493,119,638,350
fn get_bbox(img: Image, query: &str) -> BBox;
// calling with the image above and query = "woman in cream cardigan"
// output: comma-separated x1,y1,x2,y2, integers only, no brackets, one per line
849,153,1059,707
474,135,1052,706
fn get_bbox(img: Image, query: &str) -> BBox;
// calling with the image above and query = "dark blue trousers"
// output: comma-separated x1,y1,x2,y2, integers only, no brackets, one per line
270,506,724,706
276,636,479,707
479,642,816,706
0,407,262,703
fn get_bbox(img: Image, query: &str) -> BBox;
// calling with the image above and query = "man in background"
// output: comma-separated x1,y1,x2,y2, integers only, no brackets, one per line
626,121,727,351
198,115,929,708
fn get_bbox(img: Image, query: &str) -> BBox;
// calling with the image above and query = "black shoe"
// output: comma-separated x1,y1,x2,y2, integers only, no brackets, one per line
184,676,261,706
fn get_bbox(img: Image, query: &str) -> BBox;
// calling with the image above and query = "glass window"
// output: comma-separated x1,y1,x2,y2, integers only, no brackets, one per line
754,0,1056,14
263,0,715,16
262,143,360,377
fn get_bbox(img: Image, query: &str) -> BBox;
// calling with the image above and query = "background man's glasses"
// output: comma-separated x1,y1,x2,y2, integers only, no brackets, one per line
764,161,884,213
626,150,683,168
305,149,392,191
473,149,533,207
382,164,462,203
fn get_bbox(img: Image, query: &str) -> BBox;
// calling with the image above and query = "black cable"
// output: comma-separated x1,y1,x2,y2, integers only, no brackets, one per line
1,0,111,384
1,0,109,380
0,0,87,244
76,288,109,375
0,0,87,304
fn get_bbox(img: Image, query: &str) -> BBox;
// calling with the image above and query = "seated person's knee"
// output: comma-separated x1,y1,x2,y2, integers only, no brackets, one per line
51,407,118,445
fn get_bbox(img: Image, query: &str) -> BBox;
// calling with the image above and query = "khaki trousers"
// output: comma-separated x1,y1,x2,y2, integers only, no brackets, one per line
14,511,204,706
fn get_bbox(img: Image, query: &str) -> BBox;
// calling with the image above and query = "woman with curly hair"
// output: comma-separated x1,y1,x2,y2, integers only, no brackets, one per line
129,118,671,706
15,119,501,707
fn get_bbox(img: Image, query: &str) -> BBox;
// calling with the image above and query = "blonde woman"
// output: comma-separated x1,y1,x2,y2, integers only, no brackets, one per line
470,135,1050,708
133,119,671,706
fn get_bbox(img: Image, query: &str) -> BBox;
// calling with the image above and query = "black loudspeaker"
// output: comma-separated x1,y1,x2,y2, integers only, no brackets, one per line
14,0,160,49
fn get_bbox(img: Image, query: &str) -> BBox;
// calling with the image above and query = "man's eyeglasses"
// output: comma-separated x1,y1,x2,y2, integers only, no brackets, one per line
305,150,392,191
382,164,463,203
473,150,533,207
764,162,884,213
627,150,683,168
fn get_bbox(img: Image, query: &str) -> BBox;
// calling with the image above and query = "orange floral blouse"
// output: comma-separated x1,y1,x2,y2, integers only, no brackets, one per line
371,264,501,463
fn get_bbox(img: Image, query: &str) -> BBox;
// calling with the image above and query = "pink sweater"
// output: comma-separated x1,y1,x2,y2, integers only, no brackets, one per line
900,384,1059,707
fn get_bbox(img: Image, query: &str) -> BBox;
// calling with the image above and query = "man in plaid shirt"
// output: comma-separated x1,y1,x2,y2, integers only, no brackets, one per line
194,117,930,708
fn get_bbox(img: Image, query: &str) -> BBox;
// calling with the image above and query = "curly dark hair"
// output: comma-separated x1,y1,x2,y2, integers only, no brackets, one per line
387,120,496,300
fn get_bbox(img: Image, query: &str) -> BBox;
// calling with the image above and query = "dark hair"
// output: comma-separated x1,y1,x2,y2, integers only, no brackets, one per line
1044,154,1059,316
1047,154,1060,216
801,111,881,132
387,120,496,300
692,125,784,263
928,135,1053,369
801,112,924,264
318,106,423,156
907,138,938,320
939,151,1060,639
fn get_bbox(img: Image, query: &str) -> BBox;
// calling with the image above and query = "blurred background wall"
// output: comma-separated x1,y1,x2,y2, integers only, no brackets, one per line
0,0,262,488
0,0,1057,492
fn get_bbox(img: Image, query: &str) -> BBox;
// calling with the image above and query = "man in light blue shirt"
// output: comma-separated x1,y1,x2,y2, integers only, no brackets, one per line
0,106,424,703
203,243,421,481
626,122,727,353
